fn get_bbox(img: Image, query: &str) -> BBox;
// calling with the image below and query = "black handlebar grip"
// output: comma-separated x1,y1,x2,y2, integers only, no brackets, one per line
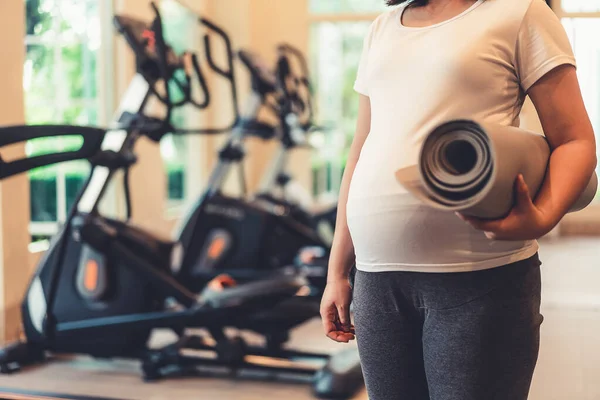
276,55,292,91
278,44,311,83
150,2,172,119
199,17,240,131
277,44,315,123
0,125,105,179
190,52,210,109
204,35,229,79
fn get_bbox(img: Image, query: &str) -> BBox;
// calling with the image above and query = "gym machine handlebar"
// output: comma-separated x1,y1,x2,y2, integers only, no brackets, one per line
277,44,313,126
278,44,334,133
113,3,239,137
192,17,241,134
0,125,106,180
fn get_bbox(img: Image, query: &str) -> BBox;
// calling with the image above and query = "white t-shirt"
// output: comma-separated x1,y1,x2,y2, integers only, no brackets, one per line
347,0,576,273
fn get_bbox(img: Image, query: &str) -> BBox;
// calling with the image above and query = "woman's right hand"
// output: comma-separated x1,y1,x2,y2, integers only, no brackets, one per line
320,278,355,343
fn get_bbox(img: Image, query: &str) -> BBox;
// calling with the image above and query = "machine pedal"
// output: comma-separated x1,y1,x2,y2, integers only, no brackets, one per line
0,362,20,374
215,336,247,367
0,341,44,374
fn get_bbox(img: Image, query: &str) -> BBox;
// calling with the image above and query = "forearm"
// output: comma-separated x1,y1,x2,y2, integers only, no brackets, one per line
528,66,598,229
534,138,597,227
327,95,371,282
327,158,358,282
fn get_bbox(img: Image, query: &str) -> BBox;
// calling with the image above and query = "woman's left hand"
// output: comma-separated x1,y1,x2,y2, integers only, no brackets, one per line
457,174,555,241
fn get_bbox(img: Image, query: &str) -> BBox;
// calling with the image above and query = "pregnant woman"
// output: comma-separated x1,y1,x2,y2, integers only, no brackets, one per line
320,0,597,399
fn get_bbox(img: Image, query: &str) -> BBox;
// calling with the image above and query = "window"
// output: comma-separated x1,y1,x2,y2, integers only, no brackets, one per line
160,0,205,210
24,0,112,239
309,22,371,195
561,0,600,13
309,1,386,196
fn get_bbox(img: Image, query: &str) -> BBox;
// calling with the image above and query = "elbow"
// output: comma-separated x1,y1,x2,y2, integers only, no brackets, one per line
584,140,597,180
562,133,597,173
587,135,597,172
553,135,597,179
584,140,597,177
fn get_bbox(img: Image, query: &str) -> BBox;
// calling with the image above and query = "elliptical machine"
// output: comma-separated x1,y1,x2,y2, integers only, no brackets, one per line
144,0,332,300
171,42,330,295
234,46,337,292
0,0,301,372
253,44,338,247
211,46,336,291
0,5,362,398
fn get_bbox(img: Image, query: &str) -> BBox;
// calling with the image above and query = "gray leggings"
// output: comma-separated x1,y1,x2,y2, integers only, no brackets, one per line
353,255,543,400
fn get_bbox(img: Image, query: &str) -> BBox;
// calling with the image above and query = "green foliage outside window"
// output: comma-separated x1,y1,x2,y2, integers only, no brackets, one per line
27,135,89,222
309,21,371,193
25,0,98,224
160,0,199,202
26,0,51,35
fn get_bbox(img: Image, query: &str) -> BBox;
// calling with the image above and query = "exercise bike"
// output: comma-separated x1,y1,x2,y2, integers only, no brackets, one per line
222,46,336,290
117,10,360,394
253,44,338,247
150,0,333,299
260,46,341,275
170,34,331,296
0,5,362,398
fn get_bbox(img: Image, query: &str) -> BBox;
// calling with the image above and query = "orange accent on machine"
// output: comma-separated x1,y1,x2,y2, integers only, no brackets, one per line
84,260,99,292
207,275,237,291
207,237,227,260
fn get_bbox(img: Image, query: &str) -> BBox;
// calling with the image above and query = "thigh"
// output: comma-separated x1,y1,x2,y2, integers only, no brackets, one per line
422,258,543,400
353,271,429,400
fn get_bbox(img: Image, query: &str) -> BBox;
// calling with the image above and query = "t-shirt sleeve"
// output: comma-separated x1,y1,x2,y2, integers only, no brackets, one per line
516,0,577,92
354,21,376,96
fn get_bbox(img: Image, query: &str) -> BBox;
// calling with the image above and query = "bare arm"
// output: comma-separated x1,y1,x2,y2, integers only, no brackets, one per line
328,94,372,282
528,65,597,226
320,95,371,343
464,65,597,240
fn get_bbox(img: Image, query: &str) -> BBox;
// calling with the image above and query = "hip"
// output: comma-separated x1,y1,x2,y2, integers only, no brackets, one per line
352,253,542,314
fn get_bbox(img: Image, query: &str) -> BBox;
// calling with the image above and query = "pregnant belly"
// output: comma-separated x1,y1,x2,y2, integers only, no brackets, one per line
346,193,536,269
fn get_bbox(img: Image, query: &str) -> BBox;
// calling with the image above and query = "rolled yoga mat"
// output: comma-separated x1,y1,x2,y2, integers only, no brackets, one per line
395,119,599,219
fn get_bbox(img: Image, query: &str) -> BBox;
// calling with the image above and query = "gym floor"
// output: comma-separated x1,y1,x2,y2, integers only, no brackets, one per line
0,237,598,400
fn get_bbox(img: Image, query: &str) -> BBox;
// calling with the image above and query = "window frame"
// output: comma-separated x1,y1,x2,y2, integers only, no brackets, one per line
554,1,600,215
554,0,600,16
308,9,380,197
160,0,209,216
164,132,206,216
25,0,115,238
